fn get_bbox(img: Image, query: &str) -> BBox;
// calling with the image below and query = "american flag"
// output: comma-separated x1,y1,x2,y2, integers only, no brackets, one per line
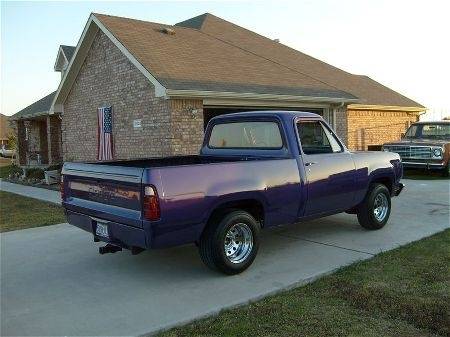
97,106,113,161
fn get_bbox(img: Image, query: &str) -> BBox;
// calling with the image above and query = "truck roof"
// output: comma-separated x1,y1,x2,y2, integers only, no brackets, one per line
211,110,321,121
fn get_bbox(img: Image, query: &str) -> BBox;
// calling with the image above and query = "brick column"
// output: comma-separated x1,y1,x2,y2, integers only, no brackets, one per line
16,120,27,165
39,120,49,164
47,115,62,165
333,104,348,147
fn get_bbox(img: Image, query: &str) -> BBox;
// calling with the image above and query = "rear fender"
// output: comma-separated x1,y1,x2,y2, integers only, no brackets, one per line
204,191,268,228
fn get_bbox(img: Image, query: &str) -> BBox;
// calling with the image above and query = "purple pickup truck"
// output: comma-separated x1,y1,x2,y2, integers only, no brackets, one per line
62,111,404,274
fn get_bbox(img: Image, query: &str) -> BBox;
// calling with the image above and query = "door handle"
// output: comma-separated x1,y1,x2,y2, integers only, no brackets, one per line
305,162,317,166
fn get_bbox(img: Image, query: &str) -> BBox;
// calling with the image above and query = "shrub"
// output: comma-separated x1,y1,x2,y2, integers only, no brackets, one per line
46,164,62,172
25,168,45,180
0,164,23,179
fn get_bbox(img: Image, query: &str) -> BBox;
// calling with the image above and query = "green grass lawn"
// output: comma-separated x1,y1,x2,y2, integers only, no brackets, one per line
0,191,66,232
161,229,450,337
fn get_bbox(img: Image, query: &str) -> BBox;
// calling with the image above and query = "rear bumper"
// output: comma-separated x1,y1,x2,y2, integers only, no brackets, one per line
393,182,404,196
65,209,148,249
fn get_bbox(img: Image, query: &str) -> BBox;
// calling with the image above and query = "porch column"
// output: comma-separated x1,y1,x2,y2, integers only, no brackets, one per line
16,120,27,165
39,120,49,164
47,115,62,165
47,116,52,165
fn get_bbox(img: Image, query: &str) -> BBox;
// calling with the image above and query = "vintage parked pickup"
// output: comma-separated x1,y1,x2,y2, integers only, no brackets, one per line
383,120,450,177
62,111,404,274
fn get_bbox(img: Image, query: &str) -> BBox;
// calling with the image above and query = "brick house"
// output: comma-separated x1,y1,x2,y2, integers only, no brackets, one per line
10,45,75,166
20,13,426,163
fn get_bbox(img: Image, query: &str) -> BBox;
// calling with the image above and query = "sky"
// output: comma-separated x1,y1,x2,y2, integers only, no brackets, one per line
1,0,450,119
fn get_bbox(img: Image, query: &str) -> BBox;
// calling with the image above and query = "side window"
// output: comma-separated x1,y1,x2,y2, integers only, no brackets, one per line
297,121,342,155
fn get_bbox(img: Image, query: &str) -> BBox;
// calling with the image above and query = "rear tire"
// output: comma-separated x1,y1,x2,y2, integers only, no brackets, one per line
357,183,391,230
198,210,260,275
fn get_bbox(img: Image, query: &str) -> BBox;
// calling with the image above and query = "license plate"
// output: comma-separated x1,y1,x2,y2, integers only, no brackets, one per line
95,222,109,238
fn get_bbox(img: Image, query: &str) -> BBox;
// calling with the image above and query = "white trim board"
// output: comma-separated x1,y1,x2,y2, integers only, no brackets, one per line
167,89,358,104
203,98,331,109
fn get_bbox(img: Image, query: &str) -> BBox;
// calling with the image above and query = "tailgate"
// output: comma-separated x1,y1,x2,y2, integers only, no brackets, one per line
62,162,145,228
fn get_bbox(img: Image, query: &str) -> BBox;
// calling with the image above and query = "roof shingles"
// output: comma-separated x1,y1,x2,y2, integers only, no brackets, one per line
19,12,423,119
94,13,357,102
61,45,76,62
11,91,56,120
178,13,423,107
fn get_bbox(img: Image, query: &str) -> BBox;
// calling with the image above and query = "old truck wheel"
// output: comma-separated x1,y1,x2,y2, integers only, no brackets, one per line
357,183,391,230
199,210,260,275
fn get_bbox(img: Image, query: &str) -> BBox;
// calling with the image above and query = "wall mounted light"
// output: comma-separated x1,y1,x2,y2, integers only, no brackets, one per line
190,108,200,120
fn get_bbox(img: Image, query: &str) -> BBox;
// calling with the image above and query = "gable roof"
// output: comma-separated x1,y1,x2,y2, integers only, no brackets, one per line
176,13,423,108
53,13,423,109
55,45,77,72
94,13,356,102
61,45,76,61
11,91,56,120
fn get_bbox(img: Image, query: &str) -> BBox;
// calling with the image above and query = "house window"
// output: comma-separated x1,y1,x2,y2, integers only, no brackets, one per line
25,126,29,141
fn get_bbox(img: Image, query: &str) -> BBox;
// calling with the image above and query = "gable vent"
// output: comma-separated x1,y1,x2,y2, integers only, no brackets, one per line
161,27,176,35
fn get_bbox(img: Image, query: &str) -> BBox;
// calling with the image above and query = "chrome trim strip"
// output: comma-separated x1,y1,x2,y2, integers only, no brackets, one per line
402,162,445,167
63,168,141,183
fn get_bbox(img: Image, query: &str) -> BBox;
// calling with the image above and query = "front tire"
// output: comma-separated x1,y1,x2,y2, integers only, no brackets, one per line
198,210,260,275
357,184,391,230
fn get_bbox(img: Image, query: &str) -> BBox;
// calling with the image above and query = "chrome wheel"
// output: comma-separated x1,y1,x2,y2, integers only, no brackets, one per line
224,223,253,264
373,193,389,222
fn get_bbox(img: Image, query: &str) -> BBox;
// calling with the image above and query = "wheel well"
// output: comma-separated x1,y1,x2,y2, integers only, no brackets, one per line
208,199,265,226
371,177,393,194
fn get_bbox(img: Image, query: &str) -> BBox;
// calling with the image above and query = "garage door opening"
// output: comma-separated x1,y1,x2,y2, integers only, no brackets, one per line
203,106,325,129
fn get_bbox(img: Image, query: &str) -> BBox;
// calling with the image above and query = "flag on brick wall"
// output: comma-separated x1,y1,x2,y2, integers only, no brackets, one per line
97,106,113,161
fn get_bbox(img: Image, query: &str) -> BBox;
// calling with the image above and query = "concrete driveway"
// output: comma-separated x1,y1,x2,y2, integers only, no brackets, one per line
1,179,449,336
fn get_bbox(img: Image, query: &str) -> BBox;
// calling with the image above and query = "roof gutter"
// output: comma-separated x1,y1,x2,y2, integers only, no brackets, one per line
165,89,360,104
348,104,426,112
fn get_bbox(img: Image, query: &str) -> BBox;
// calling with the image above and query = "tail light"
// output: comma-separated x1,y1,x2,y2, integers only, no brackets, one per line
143,186,160,221
60,175,65,201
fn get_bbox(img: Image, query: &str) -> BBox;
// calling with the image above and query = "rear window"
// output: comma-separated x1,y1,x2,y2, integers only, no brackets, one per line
208,121,283,149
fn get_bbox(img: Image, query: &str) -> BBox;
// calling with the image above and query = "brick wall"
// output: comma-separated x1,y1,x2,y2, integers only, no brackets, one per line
13,120,48,164
169,99,204,155
333,105,348,146
62,30,204,162
347,108,419,150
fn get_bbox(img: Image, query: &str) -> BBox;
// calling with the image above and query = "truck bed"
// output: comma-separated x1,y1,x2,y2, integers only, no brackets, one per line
93,155,269,168
62,154,302,248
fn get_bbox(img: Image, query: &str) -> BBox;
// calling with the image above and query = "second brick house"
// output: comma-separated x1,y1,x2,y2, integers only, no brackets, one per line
14,12,426,164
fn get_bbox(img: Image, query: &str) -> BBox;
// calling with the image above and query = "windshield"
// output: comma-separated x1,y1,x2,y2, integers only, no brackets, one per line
404,124,450,140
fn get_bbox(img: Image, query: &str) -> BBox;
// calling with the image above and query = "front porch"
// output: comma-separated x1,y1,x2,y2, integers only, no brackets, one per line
16,115,62,167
